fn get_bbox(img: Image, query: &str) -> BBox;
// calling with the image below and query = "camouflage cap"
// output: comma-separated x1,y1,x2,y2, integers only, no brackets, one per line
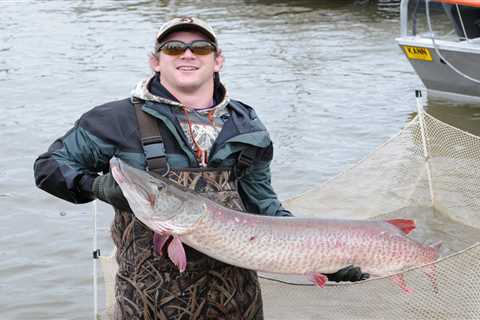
155,17,218,52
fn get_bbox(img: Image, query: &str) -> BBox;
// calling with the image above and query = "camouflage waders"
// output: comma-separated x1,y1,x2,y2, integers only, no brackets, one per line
111,168,264,320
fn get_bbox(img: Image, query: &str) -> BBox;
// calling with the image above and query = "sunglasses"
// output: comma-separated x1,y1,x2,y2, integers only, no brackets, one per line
157,40,217,56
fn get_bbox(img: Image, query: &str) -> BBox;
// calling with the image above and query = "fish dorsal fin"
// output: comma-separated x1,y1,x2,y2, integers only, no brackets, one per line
386,219,416,235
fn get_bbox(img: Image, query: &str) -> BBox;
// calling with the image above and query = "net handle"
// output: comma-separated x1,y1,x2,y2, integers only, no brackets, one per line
415,90,435,207
93,200,99,320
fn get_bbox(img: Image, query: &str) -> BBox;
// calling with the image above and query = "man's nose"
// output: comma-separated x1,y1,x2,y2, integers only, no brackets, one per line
180,48,195,58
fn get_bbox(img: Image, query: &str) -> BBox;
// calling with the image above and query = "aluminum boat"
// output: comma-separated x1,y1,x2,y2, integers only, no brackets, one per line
396,0,480,102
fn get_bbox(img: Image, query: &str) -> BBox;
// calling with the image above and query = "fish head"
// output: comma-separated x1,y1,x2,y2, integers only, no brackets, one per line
150,174,205,233
110,157,205,234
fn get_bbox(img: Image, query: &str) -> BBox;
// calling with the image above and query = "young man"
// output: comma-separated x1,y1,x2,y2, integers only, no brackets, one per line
34,17,367,319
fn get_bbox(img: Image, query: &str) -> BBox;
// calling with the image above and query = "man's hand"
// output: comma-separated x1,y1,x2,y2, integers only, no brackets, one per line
325,265,369,282
92,172,131,212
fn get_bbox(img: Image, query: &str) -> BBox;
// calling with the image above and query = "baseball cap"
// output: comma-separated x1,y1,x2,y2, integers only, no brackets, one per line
155,17,218,52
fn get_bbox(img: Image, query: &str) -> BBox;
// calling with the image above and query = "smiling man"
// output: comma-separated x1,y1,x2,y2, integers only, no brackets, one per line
34,17,367,320
152,30,223,106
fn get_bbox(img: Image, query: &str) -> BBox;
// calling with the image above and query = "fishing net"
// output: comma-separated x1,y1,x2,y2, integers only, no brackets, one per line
98,107,480,319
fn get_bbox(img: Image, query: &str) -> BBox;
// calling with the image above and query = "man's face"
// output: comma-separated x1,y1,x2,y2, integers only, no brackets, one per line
154,31,223,94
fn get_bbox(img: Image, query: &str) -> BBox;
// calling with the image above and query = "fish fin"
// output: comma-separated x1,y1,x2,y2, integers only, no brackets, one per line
168,236,187,272
431,241,442,252
423,264,439,295
153,232,171,256
390,273,414,294
386,219,416,235
307,272,328,288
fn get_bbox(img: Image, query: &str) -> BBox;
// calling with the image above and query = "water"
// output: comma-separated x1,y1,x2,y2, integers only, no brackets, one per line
1,1,479,319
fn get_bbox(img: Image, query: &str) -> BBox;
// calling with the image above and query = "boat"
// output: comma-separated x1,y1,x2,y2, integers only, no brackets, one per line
396,0,480,102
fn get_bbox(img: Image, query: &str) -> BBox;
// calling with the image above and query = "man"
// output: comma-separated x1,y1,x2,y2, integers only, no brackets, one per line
34,17,367,319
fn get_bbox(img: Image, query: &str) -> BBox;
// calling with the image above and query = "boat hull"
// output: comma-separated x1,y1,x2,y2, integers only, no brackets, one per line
396,36,480,101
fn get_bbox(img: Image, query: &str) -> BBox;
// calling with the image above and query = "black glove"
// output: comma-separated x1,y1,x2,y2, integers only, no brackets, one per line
324,265,369,283
92,172,131,212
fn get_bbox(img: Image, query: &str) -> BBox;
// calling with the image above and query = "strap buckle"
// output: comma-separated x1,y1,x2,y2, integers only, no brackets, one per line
141,135,163,146
237,149,256,169
141,136,166,160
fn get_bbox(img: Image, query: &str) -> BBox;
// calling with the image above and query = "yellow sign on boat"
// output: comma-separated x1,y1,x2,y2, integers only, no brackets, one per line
403,46,433,61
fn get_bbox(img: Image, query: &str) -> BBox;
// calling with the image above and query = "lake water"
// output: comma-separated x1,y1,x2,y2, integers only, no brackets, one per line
1,1,479,319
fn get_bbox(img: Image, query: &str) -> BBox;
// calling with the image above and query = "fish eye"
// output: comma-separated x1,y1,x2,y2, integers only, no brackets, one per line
157,182,166,192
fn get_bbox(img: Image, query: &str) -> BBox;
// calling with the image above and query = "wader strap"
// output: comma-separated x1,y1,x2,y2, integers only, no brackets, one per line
133,100,169,175
235,142,273,178
235,147,257,178
238,147,256,169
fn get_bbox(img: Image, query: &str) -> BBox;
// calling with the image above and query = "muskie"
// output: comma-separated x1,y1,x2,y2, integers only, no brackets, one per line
111,158,440,293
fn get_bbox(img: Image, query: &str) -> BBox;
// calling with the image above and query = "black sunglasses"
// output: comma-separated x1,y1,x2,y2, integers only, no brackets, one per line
157,40,217,56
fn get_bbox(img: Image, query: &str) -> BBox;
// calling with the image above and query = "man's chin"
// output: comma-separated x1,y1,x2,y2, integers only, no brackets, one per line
165,75,214,94
176,83,203,94
175,79,206,91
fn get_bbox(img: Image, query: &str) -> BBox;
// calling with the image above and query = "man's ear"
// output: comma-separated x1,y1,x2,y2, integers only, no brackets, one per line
214,49,224,73
149,54,162,72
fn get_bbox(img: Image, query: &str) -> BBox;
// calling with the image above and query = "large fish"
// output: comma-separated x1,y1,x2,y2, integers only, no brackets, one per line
110,157,440,292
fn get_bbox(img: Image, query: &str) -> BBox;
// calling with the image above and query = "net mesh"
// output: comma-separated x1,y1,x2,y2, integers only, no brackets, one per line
99,110,480,319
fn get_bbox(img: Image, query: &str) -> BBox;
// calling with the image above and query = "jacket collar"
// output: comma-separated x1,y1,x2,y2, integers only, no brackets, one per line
131,73,230,111
133,75,271,162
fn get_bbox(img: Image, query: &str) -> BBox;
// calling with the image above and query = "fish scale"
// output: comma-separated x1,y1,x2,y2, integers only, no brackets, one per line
178,205,437,276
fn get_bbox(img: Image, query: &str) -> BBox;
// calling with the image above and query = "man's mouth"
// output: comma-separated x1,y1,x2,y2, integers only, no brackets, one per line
177,66,199,71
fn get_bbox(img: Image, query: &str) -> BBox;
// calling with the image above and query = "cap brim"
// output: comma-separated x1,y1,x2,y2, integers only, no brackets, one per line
156,24,217,44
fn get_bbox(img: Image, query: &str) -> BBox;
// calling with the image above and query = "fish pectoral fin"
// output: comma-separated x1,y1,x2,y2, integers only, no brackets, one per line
153,232,172,256
390,273,414,294
167,236,187,273
307,272,328,288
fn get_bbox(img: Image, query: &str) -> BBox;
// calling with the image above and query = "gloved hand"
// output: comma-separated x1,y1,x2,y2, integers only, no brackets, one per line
324,265,369,283
92,172,131,212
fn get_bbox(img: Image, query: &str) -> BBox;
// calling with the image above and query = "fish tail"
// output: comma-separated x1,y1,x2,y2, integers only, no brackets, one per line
390,273,414,294
431,241,442,255
423,263,439,294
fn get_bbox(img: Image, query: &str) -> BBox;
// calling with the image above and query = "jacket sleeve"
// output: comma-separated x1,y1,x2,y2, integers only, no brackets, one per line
237,157,292,217
34,118,116,204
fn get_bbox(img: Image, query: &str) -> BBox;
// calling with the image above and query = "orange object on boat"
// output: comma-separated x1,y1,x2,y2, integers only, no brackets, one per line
433,0,480,8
